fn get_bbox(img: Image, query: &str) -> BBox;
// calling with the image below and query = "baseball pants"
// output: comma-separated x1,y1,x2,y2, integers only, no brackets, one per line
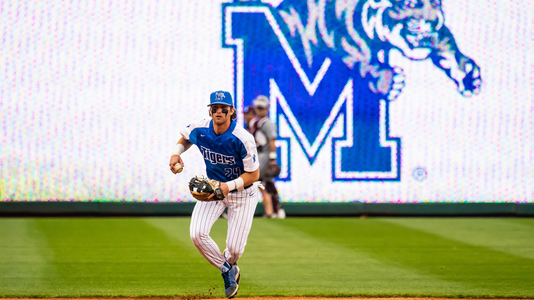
190,183,259,269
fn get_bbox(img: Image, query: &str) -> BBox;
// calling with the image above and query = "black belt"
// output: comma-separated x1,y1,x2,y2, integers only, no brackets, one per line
230,184,253,193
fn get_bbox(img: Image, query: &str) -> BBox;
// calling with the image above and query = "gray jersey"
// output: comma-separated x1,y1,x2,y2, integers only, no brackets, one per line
250,117,277,181
250,117,276,154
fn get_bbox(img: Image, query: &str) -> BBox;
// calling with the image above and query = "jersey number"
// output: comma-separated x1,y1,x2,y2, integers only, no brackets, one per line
224,167,241,179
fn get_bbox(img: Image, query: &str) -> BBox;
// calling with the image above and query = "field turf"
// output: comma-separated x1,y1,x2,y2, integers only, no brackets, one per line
0,217,533,298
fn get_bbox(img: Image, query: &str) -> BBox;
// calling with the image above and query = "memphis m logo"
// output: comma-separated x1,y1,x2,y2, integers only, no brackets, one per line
223,0,481,181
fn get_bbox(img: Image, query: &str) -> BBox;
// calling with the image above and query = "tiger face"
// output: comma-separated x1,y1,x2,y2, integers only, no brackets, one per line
388,0,444,49
375,0,444,60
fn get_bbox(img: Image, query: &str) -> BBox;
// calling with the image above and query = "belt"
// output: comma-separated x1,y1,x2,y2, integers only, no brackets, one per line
230,184,253,193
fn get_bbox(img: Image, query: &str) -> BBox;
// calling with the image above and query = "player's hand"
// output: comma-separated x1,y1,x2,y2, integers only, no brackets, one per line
207,182,229,199
169,155,184,174
220,182,230,197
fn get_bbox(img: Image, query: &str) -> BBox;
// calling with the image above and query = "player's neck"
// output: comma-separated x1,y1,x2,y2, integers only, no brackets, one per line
212,119,232,135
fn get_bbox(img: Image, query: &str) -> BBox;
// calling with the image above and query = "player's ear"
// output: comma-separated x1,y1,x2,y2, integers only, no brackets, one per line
209,107,212,117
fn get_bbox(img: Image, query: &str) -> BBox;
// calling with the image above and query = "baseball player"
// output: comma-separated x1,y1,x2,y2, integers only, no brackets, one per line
249,95,284,218
243,105,256,132
169,91,260,298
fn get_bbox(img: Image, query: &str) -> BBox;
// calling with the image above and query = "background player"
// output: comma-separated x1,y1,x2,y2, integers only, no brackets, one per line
243,105,255,132
169,91,260,298
243,104,273,217
249,95,284,219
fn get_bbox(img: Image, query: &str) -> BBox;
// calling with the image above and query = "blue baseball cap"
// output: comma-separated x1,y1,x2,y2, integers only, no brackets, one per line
208,91,233,107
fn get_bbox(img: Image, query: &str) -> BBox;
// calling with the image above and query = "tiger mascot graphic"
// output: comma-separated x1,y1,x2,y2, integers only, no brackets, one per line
226,0,482,180
274,0,482,99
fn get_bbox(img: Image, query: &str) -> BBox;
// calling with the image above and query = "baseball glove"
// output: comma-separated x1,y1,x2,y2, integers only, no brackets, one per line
264,163,281,178
188,176,225,201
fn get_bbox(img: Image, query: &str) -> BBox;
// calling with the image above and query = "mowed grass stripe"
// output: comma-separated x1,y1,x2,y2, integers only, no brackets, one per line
144,217,229,253
147,217,471,297
0,219,54,294
241,218,476,297
506,218,534,228
0,217,533,298
382,218,534,260
22,218,221,297
275,218,534,298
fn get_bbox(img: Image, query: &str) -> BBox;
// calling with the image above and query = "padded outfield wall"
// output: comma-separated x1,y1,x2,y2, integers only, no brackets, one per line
0,0,532,214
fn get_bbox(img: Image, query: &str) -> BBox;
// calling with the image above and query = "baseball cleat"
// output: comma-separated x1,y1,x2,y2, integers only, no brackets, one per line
232,262,241,284
222,264,240,298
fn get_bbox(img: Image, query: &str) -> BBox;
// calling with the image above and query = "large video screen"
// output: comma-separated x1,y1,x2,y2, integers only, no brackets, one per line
1,0,531,202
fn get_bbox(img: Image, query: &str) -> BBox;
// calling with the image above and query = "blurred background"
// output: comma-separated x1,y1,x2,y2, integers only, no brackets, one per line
0,0,531,205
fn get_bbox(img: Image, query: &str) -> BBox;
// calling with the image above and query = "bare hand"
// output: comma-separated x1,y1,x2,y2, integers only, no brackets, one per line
169,155,184,174
220,182,230,197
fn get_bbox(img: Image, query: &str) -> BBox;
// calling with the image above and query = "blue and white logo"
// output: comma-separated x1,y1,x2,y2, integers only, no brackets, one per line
223,0,481,181
216,92,226,101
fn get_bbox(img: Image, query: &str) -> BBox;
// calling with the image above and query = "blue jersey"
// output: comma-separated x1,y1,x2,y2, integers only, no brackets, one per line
181,119,259,182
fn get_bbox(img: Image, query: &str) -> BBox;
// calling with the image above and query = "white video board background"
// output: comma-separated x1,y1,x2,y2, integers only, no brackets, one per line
0,0,532,202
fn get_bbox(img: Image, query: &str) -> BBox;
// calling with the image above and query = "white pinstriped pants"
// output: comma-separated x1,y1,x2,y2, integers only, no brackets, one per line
190,184,259,270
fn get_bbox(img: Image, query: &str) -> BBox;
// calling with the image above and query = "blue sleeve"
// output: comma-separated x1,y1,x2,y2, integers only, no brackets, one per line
180,120,210,145
188,128,198,145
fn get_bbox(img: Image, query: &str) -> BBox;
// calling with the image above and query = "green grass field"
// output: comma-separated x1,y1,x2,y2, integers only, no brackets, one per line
0,217,533,298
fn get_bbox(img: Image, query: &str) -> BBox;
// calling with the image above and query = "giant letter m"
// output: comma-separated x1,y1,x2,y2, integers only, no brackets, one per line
223,3,400,181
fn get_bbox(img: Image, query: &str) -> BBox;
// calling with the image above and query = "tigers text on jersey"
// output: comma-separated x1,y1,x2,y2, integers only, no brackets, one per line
181,119,259,182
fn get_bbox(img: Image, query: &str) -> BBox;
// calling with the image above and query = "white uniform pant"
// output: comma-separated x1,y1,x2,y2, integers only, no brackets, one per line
190,184,259,269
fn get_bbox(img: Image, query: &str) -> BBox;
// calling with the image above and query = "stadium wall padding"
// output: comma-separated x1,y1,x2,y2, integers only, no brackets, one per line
1,202,532,217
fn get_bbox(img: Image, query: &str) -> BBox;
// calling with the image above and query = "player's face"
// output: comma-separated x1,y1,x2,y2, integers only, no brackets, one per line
210,104,234,125
255,106,268,118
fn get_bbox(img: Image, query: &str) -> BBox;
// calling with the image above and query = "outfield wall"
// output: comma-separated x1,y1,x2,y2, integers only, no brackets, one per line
1,202,533,217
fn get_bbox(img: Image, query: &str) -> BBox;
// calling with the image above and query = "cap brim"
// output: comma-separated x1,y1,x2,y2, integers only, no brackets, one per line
207,102,233,106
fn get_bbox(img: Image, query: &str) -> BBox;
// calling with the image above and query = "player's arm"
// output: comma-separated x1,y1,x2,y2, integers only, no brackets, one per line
217,168,260,198
169,137,193,174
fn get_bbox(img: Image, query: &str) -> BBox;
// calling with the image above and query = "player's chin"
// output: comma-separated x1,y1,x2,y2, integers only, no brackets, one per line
213,116,225,123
